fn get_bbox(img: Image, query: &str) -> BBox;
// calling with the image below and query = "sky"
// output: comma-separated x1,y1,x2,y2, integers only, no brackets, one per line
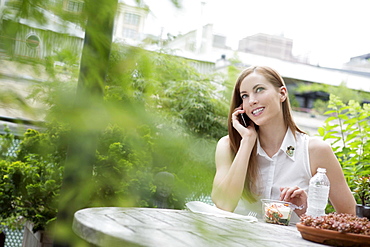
143,0,370,68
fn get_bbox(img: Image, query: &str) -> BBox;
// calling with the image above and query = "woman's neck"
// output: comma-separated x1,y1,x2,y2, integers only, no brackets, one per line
258,123,288,158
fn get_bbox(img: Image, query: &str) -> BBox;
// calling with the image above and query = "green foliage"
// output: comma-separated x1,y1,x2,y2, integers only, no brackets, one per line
318,95,370,204
17,124,69,164
97,44,225,203
93,124,154,206
353,176,370,206
0,126,64,231
0,126,16,161
0,1,225,245
295,82,370,114
44,48,81,79
295,82,331,94
159,79,227,139
312,99,328,115
0,160,17,221
92,122,214,209
9,0,48,22
0,42,226,231
106,44,228,140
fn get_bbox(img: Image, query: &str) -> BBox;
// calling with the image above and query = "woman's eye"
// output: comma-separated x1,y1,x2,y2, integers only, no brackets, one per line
241,94,248,99
256,87,264,93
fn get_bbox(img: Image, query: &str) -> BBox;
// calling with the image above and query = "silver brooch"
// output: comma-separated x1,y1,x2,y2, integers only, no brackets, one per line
286,146,295,157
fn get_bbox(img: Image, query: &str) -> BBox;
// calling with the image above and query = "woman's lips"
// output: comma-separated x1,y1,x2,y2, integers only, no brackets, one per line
252,107,264,116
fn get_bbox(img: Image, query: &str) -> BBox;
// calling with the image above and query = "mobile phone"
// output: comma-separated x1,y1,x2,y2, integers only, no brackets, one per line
239,113,249,127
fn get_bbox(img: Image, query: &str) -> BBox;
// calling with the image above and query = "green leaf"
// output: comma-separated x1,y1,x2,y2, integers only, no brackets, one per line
317,127,325,137
324,116,339,123
324,110,337,115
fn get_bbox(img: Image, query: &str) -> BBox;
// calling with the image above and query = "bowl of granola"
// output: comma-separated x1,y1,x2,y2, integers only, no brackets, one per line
261,199,293,226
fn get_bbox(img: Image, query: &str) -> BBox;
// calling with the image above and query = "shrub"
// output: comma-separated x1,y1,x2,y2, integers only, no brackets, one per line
0,45,222,231
0,126,65,231
318,95,370,200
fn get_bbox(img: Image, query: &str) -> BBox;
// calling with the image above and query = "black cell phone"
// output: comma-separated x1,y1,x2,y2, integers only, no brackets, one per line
239,113,249,127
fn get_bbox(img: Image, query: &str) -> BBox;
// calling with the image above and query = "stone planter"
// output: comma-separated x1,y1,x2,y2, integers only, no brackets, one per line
356,204,370,220
22,222,52,247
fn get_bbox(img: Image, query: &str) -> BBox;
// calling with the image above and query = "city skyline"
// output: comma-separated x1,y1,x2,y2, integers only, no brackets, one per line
144,0,370,69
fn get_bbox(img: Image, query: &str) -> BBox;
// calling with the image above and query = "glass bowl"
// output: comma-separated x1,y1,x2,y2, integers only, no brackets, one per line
261,199,293,226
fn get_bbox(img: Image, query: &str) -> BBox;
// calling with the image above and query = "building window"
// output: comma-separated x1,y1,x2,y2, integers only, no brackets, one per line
185,41,196,52
124,13,140,26
122,28,138,39
67,1,83,12
26,34,40,48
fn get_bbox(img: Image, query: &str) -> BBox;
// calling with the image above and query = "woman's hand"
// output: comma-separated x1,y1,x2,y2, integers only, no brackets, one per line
231,106,257,140
280,186,307,216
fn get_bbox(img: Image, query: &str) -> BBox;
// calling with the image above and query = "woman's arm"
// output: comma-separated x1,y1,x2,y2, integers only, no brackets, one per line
212,107,258,212
211,136,255,212
309,137,356,215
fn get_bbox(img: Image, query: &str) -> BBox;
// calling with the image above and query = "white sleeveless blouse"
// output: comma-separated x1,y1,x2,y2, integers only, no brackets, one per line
234,128,312,222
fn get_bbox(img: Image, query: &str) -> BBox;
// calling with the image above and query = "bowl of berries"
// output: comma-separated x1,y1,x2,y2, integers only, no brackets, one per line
297,213,370,246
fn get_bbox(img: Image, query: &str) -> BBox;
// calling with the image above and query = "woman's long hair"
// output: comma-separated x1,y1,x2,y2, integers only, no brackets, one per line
227,66,305,202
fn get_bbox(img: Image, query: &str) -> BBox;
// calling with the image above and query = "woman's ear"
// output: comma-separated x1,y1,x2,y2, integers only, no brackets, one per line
279,86,287,102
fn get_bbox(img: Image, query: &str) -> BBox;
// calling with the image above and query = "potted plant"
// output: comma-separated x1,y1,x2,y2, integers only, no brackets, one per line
353,176,370,220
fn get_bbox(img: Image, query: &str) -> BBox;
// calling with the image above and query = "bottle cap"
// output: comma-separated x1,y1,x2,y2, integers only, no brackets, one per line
317,168,326,173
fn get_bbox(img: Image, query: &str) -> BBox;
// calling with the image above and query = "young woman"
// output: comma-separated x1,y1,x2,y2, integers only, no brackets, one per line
211,66,356,219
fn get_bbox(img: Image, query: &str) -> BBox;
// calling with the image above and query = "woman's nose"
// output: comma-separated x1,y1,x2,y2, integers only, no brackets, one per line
249,96,257,106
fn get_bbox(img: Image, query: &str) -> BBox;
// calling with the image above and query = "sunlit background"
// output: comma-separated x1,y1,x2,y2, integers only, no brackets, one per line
0,0,369,246
144,0,370,68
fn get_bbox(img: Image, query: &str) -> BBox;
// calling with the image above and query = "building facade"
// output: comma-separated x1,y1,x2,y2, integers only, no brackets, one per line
113,0,148,45
238,33,294,61
343,53,370,73
0,0,84,60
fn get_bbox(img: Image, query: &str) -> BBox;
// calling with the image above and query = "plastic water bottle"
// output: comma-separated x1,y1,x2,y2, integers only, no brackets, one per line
306,168,330,217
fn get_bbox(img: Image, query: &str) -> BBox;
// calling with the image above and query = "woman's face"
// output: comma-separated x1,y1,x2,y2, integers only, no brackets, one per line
239,72,286,127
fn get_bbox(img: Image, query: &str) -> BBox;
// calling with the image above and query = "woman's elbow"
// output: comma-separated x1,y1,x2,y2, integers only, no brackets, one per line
337,203,356,216
211,191,236,212
332,198,356,215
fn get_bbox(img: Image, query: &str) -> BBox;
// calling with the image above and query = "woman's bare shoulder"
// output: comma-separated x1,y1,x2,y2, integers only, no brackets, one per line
308,136,338,172
215,135,233,160
217,135,230,146
308,136,332,154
